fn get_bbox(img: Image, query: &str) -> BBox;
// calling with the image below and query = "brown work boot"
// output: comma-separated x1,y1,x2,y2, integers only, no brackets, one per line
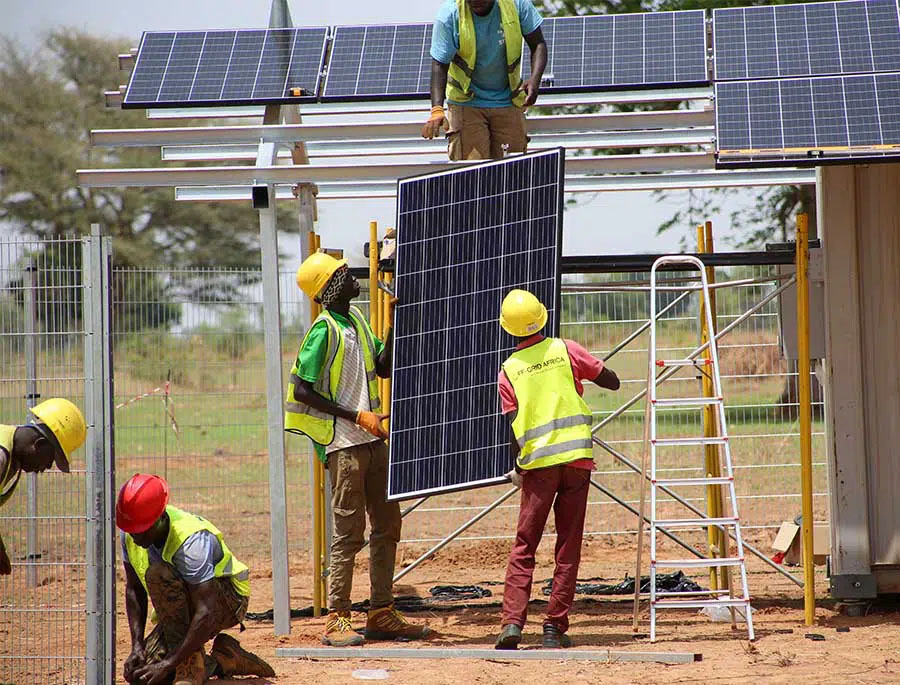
173,650,205,685
365,604,432,641
322,610,364,647
210,633,276,677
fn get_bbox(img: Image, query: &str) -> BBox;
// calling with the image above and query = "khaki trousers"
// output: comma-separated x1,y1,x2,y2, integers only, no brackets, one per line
446,104,528,160
327,440,402,611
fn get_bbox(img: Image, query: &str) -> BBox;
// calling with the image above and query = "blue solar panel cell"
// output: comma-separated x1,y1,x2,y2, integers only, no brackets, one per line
123,27,327,108
389,150,564,500
714,0,900,81
716,72,900,166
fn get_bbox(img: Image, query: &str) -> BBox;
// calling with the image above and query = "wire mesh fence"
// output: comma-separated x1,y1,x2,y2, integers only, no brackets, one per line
0,238,91,685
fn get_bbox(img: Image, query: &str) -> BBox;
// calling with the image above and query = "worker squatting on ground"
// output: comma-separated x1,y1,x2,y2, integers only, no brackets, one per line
422,0,547,159
0,398,85,575
117,474,275,685
286,252,431,647
494,289,620,649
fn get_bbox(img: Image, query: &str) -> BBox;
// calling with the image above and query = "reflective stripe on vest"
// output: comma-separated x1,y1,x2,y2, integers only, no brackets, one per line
502,338,594,470
0,424,21,508
124,505,250,600
447,0,526,107
284,305,381,456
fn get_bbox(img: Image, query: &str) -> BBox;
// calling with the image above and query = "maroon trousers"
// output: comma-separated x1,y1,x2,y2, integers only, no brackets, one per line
501,465,590,634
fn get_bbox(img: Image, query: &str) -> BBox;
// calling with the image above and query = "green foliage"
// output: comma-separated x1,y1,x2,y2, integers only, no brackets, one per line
0,31,279,272
539,1,820,248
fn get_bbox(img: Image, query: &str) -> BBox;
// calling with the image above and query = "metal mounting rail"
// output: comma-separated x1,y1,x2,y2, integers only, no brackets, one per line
90,110,714,147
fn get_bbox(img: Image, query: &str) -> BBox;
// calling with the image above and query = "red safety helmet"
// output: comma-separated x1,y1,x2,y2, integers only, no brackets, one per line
116,474,169,534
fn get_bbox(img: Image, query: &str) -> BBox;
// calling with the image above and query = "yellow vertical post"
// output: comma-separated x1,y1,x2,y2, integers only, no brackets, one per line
698,226,720,591
307,231,323,618
369,221,383,402
383,270,393,429
705,221,730,592
796,213,816,626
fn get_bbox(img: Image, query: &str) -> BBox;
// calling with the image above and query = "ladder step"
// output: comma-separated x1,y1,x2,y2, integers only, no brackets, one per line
655,589,732,598
652,556,744,569
652,436,727,447
652,396,723,407
654,517,738,529
652,598,751,609
654,476,733,487
656,358,712,367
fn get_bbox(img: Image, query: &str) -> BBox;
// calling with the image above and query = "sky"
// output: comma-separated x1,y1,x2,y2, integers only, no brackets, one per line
0,0,755,266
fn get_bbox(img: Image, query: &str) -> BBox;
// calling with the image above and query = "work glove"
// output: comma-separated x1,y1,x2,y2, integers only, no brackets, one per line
506,469,522,489
421,106,447,139
356,411,389,439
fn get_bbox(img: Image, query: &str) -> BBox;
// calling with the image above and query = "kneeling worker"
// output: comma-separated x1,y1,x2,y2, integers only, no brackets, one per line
423,0,547,160
1,398,85,575
287,253,430,646
117,473,274,685
495,289,620,649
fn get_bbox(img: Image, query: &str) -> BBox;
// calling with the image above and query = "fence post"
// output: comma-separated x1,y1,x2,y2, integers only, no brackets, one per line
84,224,116,682
22,259,38,589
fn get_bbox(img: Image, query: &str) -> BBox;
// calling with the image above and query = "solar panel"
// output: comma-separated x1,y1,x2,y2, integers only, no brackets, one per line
321,23,433,101
713,0,900,81
123,27,328,108
388,149,565,501
522,11,708,92
715,72,900,166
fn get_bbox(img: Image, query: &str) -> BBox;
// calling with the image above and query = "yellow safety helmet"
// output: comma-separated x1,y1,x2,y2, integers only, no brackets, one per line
295,252,347,300
500,289,548,338
29,398,86,473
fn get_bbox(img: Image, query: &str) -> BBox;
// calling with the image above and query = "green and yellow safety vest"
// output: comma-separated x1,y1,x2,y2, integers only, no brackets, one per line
502,338,594,471
124,505,250,598
448,0,527,107
284,305,381,461
0,425,21,508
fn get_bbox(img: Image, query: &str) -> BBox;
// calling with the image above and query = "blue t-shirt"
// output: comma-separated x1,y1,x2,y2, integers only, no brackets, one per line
121,530,223,585
430,0,543,108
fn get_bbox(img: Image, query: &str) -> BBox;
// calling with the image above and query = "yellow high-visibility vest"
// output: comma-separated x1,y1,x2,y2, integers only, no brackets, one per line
284,306,381,459
0,425,21,508
447,0,527,107
124,505,250,599
502,338,594,470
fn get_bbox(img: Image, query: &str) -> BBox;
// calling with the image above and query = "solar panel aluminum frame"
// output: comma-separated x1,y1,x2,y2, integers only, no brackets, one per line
122,27,330,109
321,22,434,102
387,149,565,501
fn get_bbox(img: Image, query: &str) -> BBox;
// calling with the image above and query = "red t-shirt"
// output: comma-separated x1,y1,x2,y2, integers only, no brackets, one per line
497,335,603,471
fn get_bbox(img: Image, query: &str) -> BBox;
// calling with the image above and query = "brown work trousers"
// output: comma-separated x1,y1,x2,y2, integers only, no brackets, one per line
327,440,402,611
446,104,528,160
129,562,248,683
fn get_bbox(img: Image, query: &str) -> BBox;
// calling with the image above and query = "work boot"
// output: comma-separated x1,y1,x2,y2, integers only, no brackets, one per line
542,623,572,649
210,633,276,677
365,604,432,641
322,610,365,647
494,624,522,650
173,650,205,685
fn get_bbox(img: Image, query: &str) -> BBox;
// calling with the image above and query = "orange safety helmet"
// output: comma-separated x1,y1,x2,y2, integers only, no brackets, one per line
116,474,170,534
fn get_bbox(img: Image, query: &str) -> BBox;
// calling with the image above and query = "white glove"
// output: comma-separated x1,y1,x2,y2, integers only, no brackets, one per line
506,469,522,489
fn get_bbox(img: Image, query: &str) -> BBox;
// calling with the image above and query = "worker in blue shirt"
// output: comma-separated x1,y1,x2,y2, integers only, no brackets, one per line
422,0,547,160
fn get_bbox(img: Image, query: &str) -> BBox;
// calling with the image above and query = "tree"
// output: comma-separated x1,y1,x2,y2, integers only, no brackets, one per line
0,30,275,272
540,1,819,248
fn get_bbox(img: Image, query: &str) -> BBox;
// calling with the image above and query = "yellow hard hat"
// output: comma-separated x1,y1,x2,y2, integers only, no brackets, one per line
500,289,548,337
29,398,86,473
295,252,347,300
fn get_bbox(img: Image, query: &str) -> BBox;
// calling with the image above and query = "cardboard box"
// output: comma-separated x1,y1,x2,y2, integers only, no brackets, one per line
771,521,830,566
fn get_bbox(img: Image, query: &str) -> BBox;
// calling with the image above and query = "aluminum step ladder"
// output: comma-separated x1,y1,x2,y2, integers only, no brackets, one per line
647,255,754,642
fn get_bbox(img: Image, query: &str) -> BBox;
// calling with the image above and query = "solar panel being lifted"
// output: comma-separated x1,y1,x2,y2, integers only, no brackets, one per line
713,0,900,81
123,27,328,108
715,72,900,167
388,149,565,501
322,23,433,101
522,11,709,92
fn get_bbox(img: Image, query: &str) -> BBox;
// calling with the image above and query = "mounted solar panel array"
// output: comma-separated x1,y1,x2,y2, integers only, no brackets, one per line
388,149,564,501
522,11,708,92
123,28,328,108
711,0,900,167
